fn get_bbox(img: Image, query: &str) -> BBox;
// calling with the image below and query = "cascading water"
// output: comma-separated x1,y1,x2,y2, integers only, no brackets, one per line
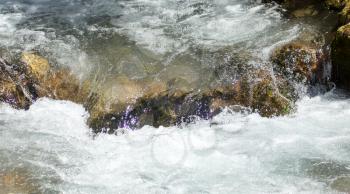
0,0,347,193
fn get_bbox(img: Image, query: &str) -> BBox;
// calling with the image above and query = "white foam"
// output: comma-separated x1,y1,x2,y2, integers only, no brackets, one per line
113,0,294,55
0,10,91,77
0,93,350,193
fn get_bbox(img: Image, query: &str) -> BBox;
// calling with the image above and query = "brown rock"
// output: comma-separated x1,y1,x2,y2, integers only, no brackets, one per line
21,52,50,80
21,53,90,103
0,58,36,109
271,43,326,84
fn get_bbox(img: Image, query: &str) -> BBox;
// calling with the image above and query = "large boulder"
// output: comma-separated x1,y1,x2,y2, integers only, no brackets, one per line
0,47,311,133
0,51,299,134
88,68,294,134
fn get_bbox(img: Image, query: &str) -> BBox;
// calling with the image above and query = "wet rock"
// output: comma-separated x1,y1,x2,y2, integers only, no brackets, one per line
271,42,327,84
250,70,294,117
0,53,90,110
21,52,50,80
0,52,296,133
87,76,150,121
0,58,37,109
21,53,90,103
275,0,350,91
87,77,189,132
89,68,295,133
331,23,350,89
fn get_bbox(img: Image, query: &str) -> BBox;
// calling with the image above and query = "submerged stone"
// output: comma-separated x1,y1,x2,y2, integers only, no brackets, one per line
0,168,41,194
331,176,350,193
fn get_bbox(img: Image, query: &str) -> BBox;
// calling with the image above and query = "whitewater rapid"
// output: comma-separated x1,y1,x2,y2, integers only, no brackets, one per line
0,92,350,193
0,0,347,193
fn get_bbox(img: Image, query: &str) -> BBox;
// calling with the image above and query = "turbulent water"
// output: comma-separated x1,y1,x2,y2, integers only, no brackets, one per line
0,0,348,193
2,93,350,193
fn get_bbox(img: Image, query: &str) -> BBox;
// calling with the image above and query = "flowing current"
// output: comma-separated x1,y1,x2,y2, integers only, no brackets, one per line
0,0,348,193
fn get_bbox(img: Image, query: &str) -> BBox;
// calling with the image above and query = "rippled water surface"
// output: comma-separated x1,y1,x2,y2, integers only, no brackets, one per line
0,0,347,193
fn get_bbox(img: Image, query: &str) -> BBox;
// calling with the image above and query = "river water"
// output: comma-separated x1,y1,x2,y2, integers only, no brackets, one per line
0,0,348,193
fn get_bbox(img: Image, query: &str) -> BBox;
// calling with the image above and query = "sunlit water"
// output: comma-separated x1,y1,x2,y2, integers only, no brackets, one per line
0,0,347,193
